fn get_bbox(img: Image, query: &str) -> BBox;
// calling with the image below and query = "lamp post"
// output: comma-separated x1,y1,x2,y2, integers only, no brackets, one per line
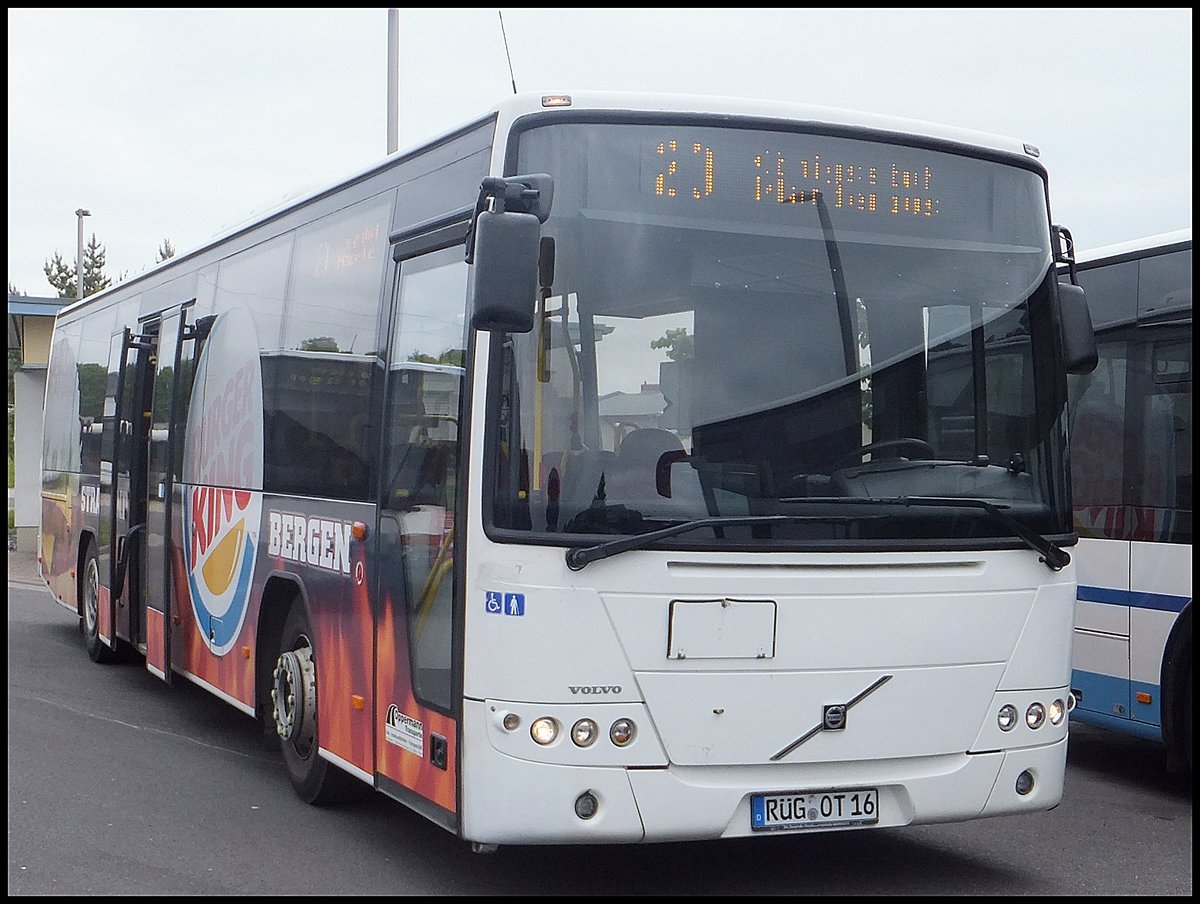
387,9,399,154
75,208,91,300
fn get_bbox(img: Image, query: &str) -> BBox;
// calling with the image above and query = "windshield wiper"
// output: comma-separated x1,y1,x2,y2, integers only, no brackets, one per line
564,514,879,571
779,495,1070,571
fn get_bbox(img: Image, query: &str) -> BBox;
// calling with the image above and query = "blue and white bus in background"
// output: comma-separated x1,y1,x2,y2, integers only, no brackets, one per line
1063,229,1192,772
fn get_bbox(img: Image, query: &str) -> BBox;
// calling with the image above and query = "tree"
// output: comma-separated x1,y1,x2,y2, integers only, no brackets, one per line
300,336,339,352
43,253,74,298
156,238,176,263
8,283,26,406
408,349,465,367
650,327,694,361
43,233,113,299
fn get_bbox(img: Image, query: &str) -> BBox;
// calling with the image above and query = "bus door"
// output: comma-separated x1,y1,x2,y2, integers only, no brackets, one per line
99,330,124,649
107,306,193,682
106,324,157,652
141,306,193,683
374,214,470,814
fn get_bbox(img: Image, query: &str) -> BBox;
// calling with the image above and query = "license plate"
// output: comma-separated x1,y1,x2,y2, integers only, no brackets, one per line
750,787,879,831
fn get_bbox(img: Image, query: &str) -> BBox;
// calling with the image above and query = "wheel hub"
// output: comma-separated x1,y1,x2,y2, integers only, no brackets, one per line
272,643,316,748
84,559,99,635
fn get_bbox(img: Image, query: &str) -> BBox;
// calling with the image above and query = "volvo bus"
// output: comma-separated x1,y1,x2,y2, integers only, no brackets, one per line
1063,229,1191,773
39,91,1097,850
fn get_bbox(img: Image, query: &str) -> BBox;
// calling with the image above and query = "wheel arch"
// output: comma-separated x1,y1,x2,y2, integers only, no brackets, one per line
255,571,311,722
75,528,99,617
1160,601,1192,773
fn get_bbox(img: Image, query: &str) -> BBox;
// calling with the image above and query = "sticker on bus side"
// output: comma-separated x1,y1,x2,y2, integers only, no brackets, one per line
485,591,525,616
384,704,424,757
181,307,264,657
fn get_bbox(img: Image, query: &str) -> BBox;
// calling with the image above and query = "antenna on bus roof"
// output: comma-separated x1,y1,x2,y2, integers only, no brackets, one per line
498,10,517,94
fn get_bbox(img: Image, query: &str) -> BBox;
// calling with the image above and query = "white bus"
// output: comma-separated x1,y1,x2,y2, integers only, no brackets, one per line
40,91,1097,850
1064,229,1192,772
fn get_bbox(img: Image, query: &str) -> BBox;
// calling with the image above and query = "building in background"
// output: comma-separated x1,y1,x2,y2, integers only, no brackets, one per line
8,294,67,551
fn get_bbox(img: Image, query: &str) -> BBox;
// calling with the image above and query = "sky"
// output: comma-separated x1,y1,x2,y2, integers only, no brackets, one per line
6,8,1193,298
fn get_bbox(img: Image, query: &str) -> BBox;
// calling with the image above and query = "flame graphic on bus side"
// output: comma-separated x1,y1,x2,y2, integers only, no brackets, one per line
171,538,257,707
303,537,376,778
375,585,457,811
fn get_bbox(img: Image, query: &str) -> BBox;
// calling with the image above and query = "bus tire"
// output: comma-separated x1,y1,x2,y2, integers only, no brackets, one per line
1183,661,1192,775
272,602,361,805
81,540,119,664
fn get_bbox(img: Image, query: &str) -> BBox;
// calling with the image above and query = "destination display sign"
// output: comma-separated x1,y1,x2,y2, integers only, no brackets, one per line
634,128,1039,242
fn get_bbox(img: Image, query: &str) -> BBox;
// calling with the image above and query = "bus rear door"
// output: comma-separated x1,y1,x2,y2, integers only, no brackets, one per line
108,306,193,682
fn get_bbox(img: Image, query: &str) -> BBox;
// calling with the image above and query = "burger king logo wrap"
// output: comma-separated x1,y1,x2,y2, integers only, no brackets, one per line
182,308,264,656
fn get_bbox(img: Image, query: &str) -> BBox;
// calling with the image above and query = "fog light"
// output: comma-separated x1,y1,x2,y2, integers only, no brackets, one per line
1026,703,1046,729
997,704,1018,731
610,718,636,746
574,791,598,819
1015,770,1035,795
502,712,521,731
1048,698,1066,726
530,717,559,745
571,718,599,747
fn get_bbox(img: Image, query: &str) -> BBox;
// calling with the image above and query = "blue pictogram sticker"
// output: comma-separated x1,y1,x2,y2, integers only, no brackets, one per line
485,590,525,616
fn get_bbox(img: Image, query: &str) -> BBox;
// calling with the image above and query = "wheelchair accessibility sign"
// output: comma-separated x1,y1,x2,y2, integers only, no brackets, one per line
485,590,525,617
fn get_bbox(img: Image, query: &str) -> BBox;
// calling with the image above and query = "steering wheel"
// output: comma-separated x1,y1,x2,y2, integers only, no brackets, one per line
837,438,935,466
782,438,937,491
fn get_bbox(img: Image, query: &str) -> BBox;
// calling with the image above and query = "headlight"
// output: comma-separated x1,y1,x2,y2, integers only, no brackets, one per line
1026,702,1046,730
530,717,560,745
1048,698,1066,726
997,704,1018,731
609,718,636,746
571,718,599,747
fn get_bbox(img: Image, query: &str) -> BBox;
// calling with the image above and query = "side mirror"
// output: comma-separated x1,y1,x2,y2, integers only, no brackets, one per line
1057,282,1098,374
468,174,554,334
470,210,541,332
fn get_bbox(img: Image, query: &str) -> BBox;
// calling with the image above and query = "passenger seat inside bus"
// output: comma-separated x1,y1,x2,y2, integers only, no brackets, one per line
606,428,685,503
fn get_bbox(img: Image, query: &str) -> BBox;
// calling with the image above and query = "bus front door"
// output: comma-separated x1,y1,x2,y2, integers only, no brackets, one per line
374,220,470,812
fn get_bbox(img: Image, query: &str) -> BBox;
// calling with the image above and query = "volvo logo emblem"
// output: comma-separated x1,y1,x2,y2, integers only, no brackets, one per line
771,674,893,761
823,704,847,731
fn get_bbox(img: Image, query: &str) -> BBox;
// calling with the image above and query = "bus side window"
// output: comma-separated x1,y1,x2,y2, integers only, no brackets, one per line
1131,336,1192,543
1069,338,1129,538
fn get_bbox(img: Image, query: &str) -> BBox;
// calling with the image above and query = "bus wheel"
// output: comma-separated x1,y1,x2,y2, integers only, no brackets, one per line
272,604,360,804
1183,661,1192,774
81,541,118,664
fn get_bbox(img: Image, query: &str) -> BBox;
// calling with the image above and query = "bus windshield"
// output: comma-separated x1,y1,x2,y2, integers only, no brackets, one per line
490,120,1069,547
